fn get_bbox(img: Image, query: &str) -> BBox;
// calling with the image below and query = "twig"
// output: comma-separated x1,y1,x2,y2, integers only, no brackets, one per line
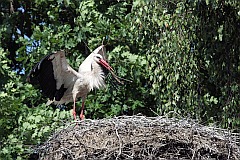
113,121,123,159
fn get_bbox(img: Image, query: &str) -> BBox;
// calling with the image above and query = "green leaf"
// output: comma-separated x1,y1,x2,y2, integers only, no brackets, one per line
22,122,30,129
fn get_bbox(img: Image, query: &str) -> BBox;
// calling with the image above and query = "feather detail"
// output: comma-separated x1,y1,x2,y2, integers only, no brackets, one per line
87,61,106,91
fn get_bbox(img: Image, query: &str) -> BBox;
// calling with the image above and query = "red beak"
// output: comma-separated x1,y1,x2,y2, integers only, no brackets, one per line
99,59,114,71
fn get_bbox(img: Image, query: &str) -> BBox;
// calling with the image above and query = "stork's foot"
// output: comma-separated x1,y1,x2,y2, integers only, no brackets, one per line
80,113,85,120
72,110,79,126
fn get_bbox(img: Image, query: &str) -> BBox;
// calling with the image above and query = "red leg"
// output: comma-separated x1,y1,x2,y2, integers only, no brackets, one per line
80,97,86,120
72,96,77,120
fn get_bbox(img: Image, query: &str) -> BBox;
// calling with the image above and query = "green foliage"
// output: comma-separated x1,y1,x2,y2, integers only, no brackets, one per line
0,0,240,158
130,0,200,117
0,105,71,159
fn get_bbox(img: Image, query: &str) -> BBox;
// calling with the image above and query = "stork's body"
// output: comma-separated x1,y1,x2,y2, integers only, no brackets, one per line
27,45,112,120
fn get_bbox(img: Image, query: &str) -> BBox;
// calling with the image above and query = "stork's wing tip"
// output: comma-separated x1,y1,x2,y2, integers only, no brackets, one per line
26,70,39,85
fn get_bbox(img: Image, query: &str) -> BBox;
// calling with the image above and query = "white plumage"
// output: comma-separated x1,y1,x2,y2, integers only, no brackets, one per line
27,45,113,120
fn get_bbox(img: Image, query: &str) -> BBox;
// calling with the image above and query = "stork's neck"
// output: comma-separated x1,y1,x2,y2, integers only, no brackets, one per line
87,61,106,90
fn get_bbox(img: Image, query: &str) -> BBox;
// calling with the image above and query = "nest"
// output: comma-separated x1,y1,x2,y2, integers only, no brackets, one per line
33,115,240,160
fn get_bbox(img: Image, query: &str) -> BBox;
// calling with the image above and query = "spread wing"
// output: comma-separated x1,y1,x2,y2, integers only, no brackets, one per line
27,51,79,101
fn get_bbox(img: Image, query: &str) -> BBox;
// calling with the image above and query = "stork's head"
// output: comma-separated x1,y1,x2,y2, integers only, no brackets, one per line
93,54,113,71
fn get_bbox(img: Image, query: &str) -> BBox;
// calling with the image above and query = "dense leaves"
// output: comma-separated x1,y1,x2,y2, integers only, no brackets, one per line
0,0,240,159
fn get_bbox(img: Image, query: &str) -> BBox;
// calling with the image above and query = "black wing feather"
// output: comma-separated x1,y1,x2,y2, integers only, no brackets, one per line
27,54,59,101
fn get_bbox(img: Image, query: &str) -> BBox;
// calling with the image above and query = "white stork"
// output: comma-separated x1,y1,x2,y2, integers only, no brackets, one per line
27,45,113,120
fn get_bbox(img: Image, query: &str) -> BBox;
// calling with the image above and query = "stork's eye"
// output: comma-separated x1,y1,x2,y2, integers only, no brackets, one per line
95,54,102,60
